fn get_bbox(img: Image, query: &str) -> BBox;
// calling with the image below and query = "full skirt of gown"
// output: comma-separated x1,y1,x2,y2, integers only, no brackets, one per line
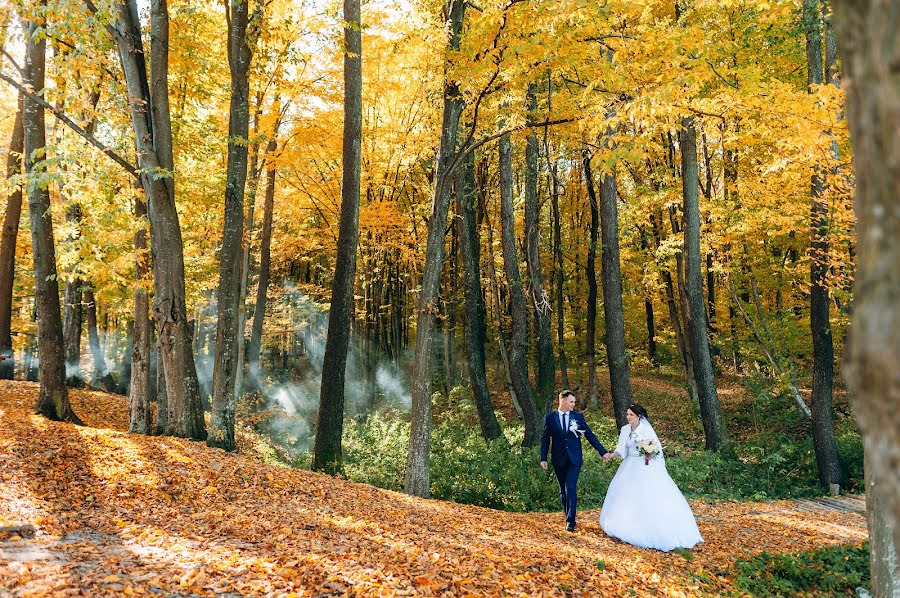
599,453,703,551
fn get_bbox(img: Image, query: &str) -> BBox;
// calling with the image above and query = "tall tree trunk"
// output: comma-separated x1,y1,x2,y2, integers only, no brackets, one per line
104,0,205,439
209,0,256,451
599,158,633,427
650,212,697,403
831,3,900,593
542,78,568,390
232,96,265,404
312,0,362,474
680,117,727,450
24,7,81,424
405,0,466,496
804,0,845,491
583,150,600,410
482,184,521,418
84,288,117,392
500,130,541,446
0,96,23,380
549,163,568,389
129,194,152,434
248,138,277,380
457,150,501,442
638,229,658,366
524,83,555,412
62,244,83,386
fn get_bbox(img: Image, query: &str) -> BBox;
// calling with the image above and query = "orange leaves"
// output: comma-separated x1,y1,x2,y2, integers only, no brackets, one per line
0,381,868,596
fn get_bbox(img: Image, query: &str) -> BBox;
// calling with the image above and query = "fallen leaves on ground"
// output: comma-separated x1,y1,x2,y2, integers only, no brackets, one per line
0,381,867,596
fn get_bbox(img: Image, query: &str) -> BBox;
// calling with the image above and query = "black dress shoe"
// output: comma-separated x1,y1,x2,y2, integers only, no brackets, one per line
566,525,576,532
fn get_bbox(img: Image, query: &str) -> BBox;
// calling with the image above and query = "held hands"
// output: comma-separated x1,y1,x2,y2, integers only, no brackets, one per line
602,452,620,462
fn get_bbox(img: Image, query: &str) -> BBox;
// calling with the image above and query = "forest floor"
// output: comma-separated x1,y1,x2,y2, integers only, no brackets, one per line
0,380,867,597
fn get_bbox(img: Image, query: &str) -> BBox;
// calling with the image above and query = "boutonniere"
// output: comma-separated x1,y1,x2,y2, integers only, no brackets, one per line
568,419,585,437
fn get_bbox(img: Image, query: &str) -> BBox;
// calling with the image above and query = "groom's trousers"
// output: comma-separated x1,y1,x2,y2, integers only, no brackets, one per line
553,459,581,528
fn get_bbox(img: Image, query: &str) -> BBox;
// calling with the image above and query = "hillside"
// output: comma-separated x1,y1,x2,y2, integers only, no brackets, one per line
0,381,867,596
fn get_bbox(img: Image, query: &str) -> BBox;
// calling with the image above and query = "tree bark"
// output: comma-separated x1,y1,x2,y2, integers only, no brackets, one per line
62,263,83,386
481,180,521,418
129,194,152,434
831,2,900,592
405,0,466,497
680,117,727,450
312,0,362,474
599,159,633,427
524,83,555,412
25,7,81,424
583,150,600,410
549,161,568,389
209,0,256,451
500,130,541,446
154,341,168,435
803,0,846,491
84,288,117,392
232,94,265,405
0,95,23,380
105,0,205,439
457,149,501,442
248,138,277,381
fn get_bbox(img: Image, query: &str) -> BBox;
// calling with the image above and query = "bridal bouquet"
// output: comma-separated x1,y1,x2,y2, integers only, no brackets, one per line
637,438,661,465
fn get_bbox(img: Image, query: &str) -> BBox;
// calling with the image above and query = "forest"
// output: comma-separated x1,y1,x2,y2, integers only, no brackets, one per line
0,0,898,595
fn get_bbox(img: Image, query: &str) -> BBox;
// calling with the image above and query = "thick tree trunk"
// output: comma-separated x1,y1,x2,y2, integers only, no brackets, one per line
583,150,600,410
24,9,81,424
209,0,255,451
312,0,362,474
680,117,727,450
405,0,466,497
107,0,205,439
832,2,900,592
0,97,23,380
129,195,152,434
248,138,277,380
84,288,117,392
599,161,633,427
500,130,541,447
524,84,555,412
803,0,846,491
457,150,501,442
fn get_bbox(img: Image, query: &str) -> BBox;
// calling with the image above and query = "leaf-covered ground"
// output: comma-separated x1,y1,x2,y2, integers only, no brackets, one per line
0,381,867,596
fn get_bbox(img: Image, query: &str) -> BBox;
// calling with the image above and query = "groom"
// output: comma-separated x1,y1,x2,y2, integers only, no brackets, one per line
540,390,608,532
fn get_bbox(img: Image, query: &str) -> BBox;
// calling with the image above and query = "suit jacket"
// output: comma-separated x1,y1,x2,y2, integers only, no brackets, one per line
540,410,607,466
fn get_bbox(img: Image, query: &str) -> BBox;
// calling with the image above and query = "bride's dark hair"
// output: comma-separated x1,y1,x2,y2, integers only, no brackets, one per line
628,404,650,422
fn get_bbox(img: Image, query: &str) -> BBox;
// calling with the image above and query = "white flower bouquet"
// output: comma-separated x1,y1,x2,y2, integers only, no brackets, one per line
637,438,661,465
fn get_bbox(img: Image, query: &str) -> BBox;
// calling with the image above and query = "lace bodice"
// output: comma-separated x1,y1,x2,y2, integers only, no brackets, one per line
615,420,664,460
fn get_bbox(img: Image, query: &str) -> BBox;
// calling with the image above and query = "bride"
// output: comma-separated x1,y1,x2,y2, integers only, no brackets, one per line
599,404,703,551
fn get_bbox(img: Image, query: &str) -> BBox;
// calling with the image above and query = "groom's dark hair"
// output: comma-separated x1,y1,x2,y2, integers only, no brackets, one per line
559,390,575,401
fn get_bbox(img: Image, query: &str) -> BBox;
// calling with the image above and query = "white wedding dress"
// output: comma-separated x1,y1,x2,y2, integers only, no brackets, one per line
599,419,703,551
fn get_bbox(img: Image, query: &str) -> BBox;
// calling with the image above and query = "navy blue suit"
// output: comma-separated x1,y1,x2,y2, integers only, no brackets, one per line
540,410,607,529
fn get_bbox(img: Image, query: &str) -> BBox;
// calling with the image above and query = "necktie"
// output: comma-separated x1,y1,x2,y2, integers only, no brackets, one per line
563,413,568,435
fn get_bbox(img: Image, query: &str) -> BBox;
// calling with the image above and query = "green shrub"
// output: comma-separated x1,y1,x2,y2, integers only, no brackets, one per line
732,543,869,596
259,378,865,509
